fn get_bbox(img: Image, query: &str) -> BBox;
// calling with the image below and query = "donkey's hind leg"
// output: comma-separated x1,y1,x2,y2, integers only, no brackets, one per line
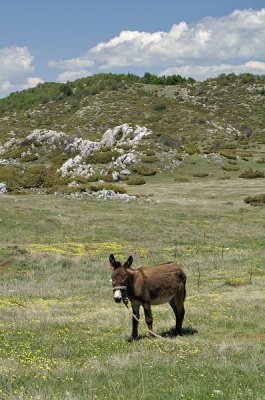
169,295,185,336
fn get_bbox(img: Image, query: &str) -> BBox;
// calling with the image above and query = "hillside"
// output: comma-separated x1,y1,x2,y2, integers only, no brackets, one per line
0,73,265,196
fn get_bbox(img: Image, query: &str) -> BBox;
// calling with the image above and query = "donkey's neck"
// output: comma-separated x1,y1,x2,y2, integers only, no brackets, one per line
126,269,136,288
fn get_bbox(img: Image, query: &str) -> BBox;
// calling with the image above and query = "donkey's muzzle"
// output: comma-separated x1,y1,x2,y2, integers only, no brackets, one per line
114,297,122,303
113,289,123,303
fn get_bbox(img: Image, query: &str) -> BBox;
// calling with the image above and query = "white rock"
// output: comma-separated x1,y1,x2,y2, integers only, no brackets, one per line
112,171,120,182
0,182,7,195
26,129,68,145
58,155,94,177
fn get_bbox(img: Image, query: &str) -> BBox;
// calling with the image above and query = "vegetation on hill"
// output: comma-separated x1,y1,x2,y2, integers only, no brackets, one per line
0,72,265,195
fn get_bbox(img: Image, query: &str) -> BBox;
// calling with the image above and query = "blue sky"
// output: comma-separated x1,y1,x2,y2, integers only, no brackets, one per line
0,0,265,97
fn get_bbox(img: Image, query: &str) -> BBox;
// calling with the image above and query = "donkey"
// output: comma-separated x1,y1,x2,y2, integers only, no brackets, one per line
109,254,186,339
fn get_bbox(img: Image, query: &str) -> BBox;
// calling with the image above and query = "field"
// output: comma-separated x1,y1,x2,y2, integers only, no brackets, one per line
0,171,264,400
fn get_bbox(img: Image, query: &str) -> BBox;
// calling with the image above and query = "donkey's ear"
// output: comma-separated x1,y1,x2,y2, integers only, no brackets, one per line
109,254,117,269
124,255,133,269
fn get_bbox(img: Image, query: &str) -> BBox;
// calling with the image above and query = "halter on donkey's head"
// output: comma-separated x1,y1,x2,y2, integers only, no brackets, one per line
109,254,133,306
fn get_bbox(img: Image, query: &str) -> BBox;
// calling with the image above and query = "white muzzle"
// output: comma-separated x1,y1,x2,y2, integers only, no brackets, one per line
114,289,122,302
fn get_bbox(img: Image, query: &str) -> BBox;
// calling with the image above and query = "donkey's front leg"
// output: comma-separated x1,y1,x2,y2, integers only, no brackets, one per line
131,303,140,340
143,302,154,337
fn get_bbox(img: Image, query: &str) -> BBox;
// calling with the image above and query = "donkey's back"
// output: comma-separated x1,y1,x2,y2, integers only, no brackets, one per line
132,262,186,305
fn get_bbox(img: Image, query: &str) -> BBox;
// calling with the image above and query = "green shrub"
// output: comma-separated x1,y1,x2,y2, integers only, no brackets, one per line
84,150,119,164
126,177,146,185
89,183,126,194
244,194,265,205
60,175,99,185
131,165,157,176
141,155,159,163
222,165,239,171
2,147,27,159
0,165,57,191
20,165,57,188
220,150,237,160
152,102,167,111
256,158,265,164
48,182,126,195
238,151,253,158
101,174,114,182
175,153,183,161
21,154,39,162
239,169,265,179
49,151,69,169
192,172,209,178
144,149,156,156
0,166,21,191
185,144,200,155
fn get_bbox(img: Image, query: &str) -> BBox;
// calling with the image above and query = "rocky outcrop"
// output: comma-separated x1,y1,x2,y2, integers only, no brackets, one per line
59,155,95,178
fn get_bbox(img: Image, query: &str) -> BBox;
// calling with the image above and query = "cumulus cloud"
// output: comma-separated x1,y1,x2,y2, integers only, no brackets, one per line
56,70,92,83
0,46,43,98
161,61,265,81
49,8,265,81
0,46,34,80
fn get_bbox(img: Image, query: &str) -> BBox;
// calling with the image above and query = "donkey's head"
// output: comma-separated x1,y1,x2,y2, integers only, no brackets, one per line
109,254,133,303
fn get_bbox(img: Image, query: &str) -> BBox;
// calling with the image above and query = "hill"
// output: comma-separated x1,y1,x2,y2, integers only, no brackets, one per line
0,72,265,196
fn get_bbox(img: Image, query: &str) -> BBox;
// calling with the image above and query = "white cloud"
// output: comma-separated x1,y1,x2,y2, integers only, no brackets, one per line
56,69,92,82
49,8,265,79
48,57,94,70
0,76,44,98
0,46,44,98
160,61,265,81
0,46,34,80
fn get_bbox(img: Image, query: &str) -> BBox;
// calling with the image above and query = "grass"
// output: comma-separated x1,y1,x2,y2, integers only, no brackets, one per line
0,173,265,399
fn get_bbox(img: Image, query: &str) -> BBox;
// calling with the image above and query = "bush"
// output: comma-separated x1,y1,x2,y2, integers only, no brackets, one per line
222,165,239,171
2,147,27,159
126,177,146,185
101,174,114,182
141,155,159,163
49,182,127,195
185,144,200,155
238,151,253,159
220,150,237,160
0,166,21,191
131,165,157,176
89,183,126,194
21,154,39,162
192,172,209,178
20,165,57,188
152,102,167,111
175,153,183,161
144,149,156,156
239,169,265,179
244,194,265,205
0,165,57,191
84,150,119,164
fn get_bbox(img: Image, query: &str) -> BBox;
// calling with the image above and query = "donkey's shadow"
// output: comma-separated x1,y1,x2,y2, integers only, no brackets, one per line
127,326,198,342
161,326,198,338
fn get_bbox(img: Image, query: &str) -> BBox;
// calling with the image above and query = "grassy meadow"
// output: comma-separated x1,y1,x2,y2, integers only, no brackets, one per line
0,173,265,399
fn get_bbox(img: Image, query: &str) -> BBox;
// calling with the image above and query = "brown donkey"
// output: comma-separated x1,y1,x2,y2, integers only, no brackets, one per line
109,254,186,339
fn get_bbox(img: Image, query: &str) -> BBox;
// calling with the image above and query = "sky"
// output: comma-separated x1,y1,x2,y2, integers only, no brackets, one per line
0,0,265,98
